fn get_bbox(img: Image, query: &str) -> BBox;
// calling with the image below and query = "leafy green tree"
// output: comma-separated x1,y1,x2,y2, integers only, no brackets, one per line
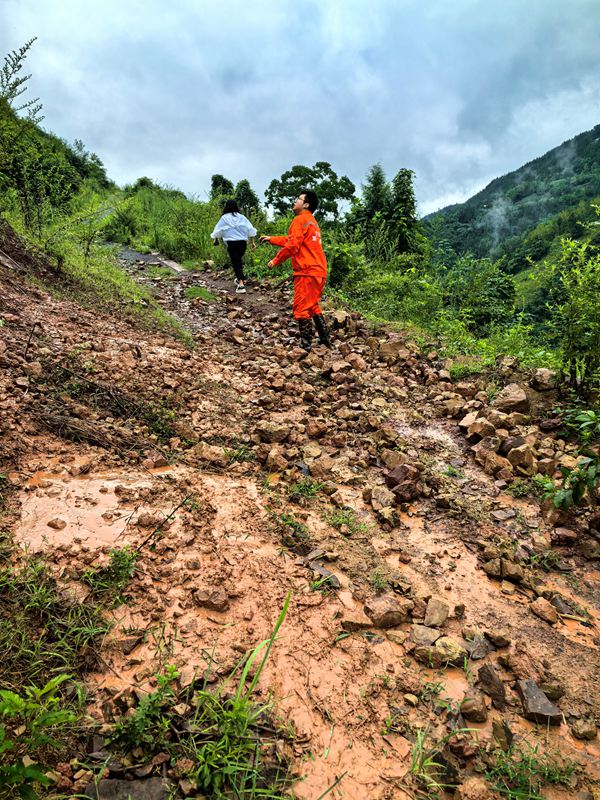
0,37,42,122
235,179,260,212
548,230,600,389
438,253,515,334
264,161,355,220
362,163,391,220
210,174,234,202
387,167,422,253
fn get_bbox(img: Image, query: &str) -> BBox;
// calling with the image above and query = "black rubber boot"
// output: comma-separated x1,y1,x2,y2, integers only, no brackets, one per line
313,313,331,347
298,318,313,351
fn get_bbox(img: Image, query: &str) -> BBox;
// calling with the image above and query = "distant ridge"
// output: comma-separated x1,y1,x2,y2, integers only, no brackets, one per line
425,123,600,259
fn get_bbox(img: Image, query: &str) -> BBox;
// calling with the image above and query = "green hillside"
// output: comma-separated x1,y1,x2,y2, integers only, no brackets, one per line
426,124,600,259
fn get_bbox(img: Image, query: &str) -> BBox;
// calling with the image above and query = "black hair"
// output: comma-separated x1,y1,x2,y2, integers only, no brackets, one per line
300,189,318,212
223,199,240,214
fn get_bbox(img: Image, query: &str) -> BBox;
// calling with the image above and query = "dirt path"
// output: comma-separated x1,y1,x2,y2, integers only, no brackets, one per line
2,247,600,798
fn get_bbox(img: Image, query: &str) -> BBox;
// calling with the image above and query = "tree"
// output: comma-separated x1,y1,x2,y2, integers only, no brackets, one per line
264,161,355,220
235,179,260,212
387,168,420,253
210,174,234,202
362,163,391,220
0,37,43,123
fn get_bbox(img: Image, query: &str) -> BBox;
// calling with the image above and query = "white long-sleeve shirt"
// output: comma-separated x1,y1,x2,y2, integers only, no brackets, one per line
211,213,257,242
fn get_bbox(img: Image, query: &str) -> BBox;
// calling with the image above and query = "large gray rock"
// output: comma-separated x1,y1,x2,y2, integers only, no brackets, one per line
364,595,414,628
410,624,442,647
415,636,467,667
477,663,506,710
460,690,488,722
84,778,173,799
493,383,530,413
424,596,450,628
531,368,557,391
255,421,291,443
517,679,562,725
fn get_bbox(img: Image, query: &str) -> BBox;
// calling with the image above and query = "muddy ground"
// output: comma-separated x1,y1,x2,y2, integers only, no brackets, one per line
1,239,599,799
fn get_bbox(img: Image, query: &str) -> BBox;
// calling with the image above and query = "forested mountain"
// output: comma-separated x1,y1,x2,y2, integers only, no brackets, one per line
425,123,600,259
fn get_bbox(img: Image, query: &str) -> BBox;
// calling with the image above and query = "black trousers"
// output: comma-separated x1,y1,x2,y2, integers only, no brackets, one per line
226,240,247,281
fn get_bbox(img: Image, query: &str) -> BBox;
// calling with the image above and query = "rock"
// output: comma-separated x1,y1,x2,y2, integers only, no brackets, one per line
83,778,173,799
460,690,488,722
493,383,530,413
266,447,288,472
47,518,67,530
498,435,526,456
539,680,565,701
455,777,497,800
363,595,414,628
531,368,557,391
492,718,514,751
501,560,524,583
332,309,350,328
491,508,517,522
580,539,600,560
410,624,441,647
380,448,408,469
484,451,513,476
571,719,597,741
135,512,162,528
310,455,336,479
458,411,480,431
193,587,230,612
385,463,422,489
305,418,327,439
379,340,411,360
484,630,511,648
403,693,419,707
370,485,396,511
477,663,506,710
482,558,502,578
193,442,228,467
530,597,559,625
467,418,496,442
385,463,423,502
438,638,467,665
466,635,493,660
551,527,578,546
517,679,562,725
507,444,537,476
424,596,449,628
347,352,367,371
537,458,556,476
255,421,291,443
376,506,400,527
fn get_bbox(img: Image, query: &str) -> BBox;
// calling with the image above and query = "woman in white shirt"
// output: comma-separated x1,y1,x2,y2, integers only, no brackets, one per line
211,200,257,294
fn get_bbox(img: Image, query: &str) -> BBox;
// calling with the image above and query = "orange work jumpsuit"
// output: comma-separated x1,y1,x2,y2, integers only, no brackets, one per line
267,210,327,320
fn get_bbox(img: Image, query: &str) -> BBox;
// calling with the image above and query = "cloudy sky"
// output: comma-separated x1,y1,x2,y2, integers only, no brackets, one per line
1,0,599,213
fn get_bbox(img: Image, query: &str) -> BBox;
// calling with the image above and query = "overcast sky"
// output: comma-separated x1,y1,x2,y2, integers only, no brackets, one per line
1,0,599,214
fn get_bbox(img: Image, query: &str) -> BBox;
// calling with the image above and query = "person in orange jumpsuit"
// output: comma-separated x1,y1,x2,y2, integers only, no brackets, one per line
260,190,330,351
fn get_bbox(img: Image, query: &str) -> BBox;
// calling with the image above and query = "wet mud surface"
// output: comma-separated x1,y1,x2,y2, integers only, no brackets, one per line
2,248,599,798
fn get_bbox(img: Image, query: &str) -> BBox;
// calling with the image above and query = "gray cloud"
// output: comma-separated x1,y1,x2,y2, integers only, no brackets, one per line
1,0,599,213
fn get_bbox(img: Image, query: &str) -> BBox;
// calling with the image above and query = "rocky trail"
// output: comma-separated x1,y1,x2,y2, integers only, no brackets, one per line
1,237,599,799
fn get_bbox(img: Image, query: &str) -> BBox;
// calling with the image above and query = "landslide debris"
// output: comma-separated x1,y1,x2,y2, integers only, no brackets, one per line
1,230,598,799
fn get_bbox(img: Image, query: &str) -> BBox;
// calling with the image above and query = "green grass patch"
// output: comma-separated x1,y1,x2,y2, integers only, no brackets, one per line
287,477,324,502
326,507,368,535
485,742,576,800
0,556,109,689
185,285,217,303
82,546,137,606
108,597,293,799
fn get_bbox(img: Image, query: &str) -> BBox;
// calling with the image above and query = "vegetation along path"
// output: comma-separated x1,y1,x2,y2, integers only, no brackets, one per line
1,238,599,799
